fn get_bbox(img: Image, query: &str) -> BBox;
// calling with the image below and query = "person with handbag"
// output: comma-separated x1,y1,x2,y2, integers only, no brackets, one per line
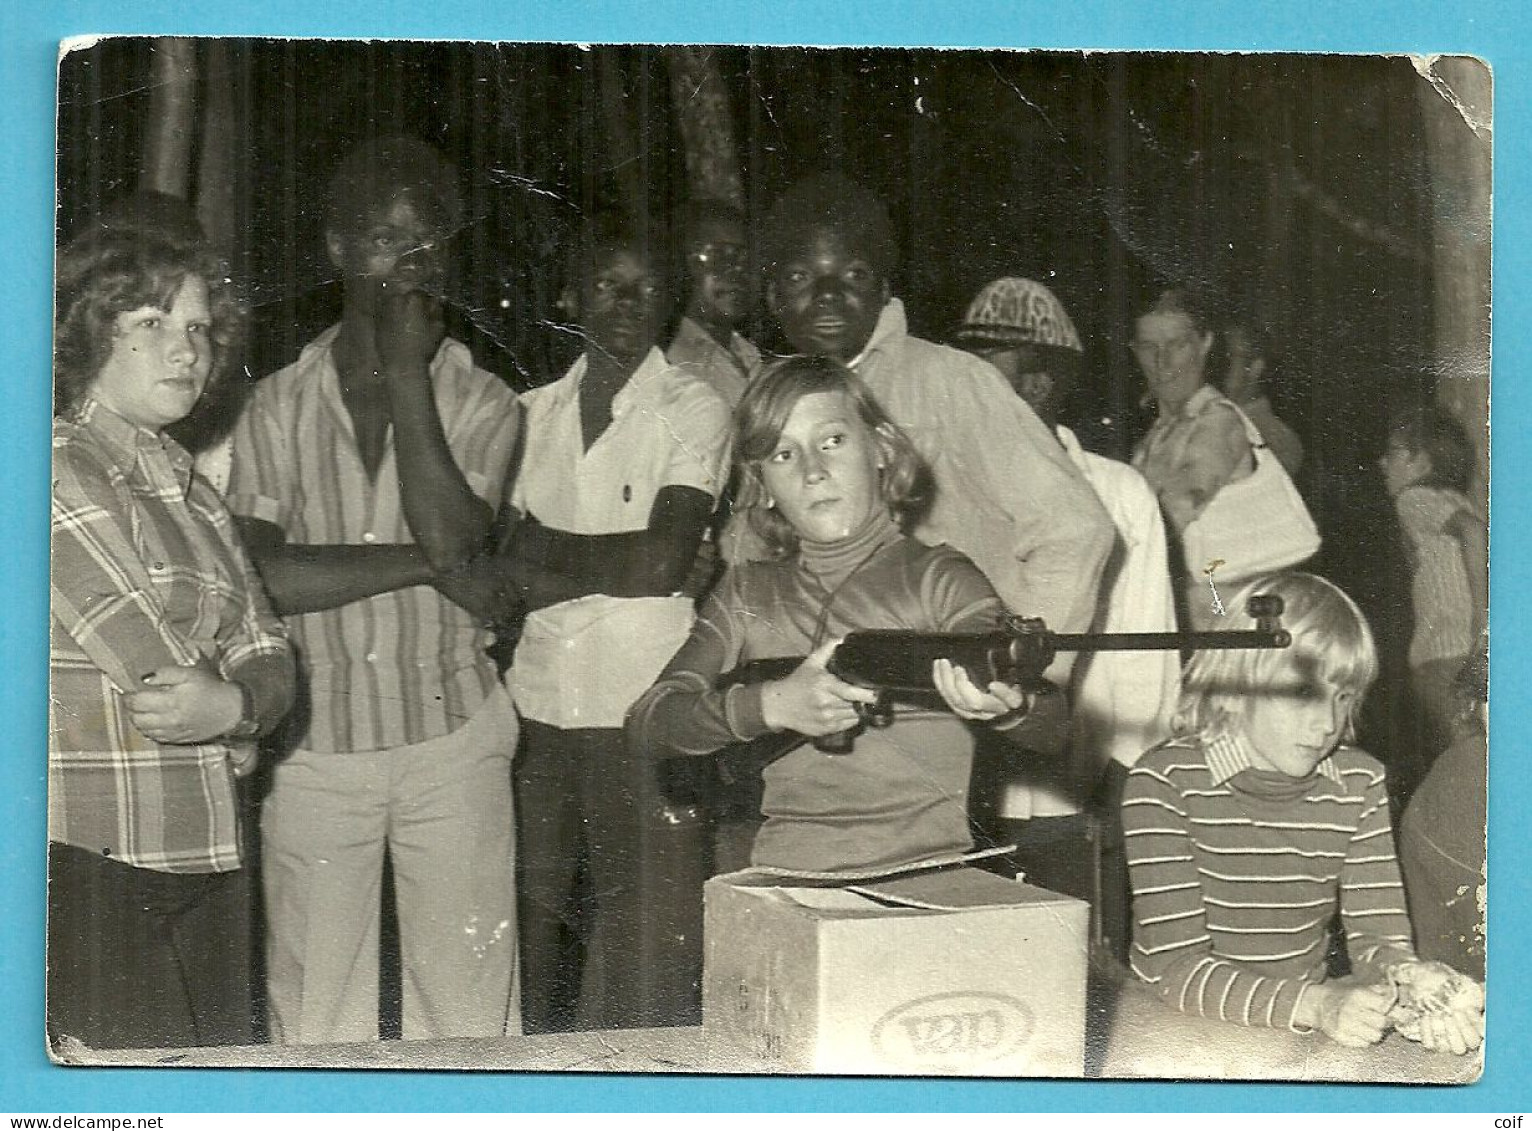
1130,289,1319,628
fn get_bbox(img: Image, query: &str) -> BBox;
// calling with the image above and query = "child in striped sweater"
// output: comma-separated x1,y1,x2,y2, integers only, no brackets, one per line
1123,572,1483,1053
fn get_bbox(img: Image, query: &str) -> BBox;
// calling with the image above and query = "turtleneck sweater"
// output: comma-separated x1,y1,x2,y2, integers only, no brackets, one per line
795,508,903,591
627,512,1013,872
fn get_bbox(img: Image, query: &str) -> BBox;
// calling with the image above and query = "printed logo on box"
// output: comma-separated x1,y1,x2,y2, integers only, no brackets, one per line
871,992,1035,1070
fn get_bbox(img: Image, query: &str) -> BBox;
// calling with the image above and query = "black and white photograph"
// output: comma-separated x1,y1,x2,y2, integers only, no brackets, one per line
47,38,1489,1083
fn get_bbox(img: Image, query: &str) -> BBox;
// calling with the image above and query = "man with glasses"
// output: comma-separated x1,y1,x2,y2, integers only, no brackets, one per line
665,198,761,406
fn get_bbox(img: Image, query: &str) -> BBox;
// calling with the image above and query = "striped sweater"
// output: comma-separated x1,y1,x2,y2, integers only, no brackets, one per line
1123,735,1416,1031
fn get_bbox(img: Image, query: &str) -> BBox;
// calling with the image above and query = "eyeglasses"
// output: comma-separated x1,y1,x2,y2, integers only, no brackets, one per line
689,243,748,271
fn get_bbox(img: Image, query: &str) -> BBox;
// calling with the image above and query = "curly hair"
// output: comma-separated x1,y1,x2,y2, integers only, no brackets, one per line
325,135,464,240
761,173,897,276
54,227,245,420
562,208,671,296
1175,571,1378,746
732,354,929,558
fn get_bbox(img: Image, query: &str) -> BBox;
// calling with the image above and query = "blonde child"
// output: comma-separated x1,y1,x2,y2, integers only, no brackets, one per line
627,355,1055,874
1123,572,1482,1053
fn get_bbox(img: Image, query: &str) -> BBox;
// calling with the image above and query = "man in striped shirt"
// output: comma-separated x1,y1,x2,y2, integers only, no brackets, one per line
1121,572,1482,1051
227,138,521,1044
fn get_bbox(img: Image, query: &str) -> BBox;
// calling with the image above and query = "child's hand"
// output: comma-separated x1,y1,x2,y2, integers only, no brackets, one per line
1305,980,1392,1048
931,658,1027,721
1384,960,1484,1055
1414,1004,1485,1056
760,639,880,738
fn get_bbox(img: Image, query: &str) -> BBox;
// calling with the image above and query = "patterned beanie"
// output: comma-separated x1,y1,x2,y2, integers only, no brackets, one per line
952,277,1082,353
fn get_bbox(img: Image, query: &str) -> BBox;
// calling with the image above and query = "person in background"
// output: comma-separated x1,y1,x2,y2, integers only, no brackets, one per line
665,200,766,862
1398,638,1487,981
50,223,295,1050
1379,403,1488,764
953,276,1179,955
665,197,761,407
1129,288,1256,627
501,211,731,1032
750,172,1112,643
1123,572,1482,1055
1219,319,1304,478
227,137,522,1045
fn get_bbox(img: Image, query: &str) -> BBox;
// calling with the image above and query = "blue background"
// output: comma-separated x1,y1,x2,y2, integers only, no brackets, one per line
3,0,1526,1114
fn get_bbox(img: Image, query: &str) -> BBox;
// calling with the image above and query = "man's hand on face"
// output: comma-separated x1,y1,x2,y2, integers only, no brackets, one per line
375,287,446,379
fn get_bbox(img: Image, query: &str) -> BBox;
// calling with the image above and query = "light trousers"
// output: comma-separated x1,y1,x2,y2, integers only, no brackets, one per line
262,683,519,1044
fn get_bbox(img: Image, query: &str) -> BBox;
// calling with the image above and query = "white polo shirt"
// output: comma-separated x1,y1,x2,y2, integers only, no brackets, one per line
509,347,731,728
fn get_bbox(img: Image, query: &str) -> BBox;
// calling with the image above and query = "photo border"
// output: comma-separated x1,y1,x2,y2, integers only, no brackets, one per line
4,0,1526,1113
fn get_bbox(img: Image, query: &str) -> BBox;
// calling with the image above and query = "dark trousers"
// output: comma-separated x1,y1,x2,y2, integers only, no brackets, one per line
990,814,1097,904
972,756,1134,964
1092,760,1133,964
47,842,252,1051
514,721,710,1033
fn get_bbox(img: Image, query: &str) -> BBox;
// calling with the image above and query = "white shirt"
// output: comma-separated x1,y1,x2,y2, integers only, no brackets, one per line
1001,426,1181,818
509,347,731,728
848,300,1113,634
665,316,762,408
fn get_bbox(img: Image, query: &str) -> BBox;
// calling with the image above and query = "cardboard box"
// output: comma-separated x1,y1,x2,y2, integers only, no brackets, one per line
702,866,1088,1077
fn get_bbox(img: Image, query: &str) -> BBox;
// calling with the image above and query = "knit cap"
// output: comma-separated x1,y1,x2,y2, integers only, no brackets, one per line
952,277,1082,353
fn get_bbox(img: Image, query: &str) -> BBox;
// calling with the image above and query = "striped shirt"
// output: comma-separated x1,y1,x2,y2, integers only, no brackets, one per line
227,327,518,752
51,400,293,873
1123,734,1416,1031
1395,484,1477,667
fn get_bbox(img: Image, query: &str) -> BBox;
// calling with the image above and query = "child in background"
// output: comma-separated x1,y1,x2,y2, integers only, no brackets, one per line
1379,405,1487,760
1123,572,1482,1054
627,356,1061,874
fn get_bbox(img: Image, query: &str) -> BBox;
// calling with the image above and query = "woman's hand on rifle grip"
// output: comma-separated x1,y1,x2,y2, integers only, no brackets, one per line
760,638,880,738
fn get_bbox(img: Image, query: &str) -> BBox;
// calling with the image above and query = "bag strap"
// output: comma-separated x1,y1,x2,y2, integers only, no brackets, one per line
1216,395,1270,450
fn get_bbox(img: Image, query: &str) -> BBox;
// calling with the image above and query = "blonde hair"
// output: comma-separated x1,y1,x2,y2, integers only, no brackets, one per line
1176,572,1378,743
733,355,929,558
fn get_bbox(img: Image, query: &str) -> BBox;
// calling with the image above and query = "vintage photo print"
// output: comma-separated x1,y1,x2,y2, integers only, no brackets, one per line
49,38,1488,1083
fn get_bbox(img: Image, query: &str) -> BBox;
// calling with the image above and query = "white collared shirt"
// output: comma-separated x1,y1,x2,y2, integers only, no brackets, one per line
509,346,731,727
665,316,762,408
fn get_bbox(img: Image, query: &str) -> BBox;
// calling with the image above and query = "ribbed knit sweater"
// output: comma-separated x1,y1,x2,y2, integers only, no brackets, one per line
1123,735,1416,1030
627,510,1034,873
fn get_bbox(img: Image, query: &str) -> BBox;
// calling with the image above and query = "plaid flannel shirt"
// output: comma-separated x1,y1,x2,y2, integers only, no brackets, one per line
50,399,293,873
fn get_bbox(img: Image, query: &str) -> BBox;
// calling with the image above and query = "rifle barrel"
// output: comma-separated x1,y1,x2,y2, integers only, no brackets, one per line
1042,629,1291,652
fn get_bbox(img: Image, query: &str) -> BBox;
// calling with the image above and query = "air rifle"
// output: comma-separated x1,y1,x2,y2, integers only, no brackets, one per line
716,594,1290,754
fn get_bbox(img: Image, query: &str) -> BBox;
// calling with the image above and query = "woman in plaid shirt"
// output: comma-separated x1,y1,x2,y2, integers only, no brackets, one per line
49,220,294,1051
